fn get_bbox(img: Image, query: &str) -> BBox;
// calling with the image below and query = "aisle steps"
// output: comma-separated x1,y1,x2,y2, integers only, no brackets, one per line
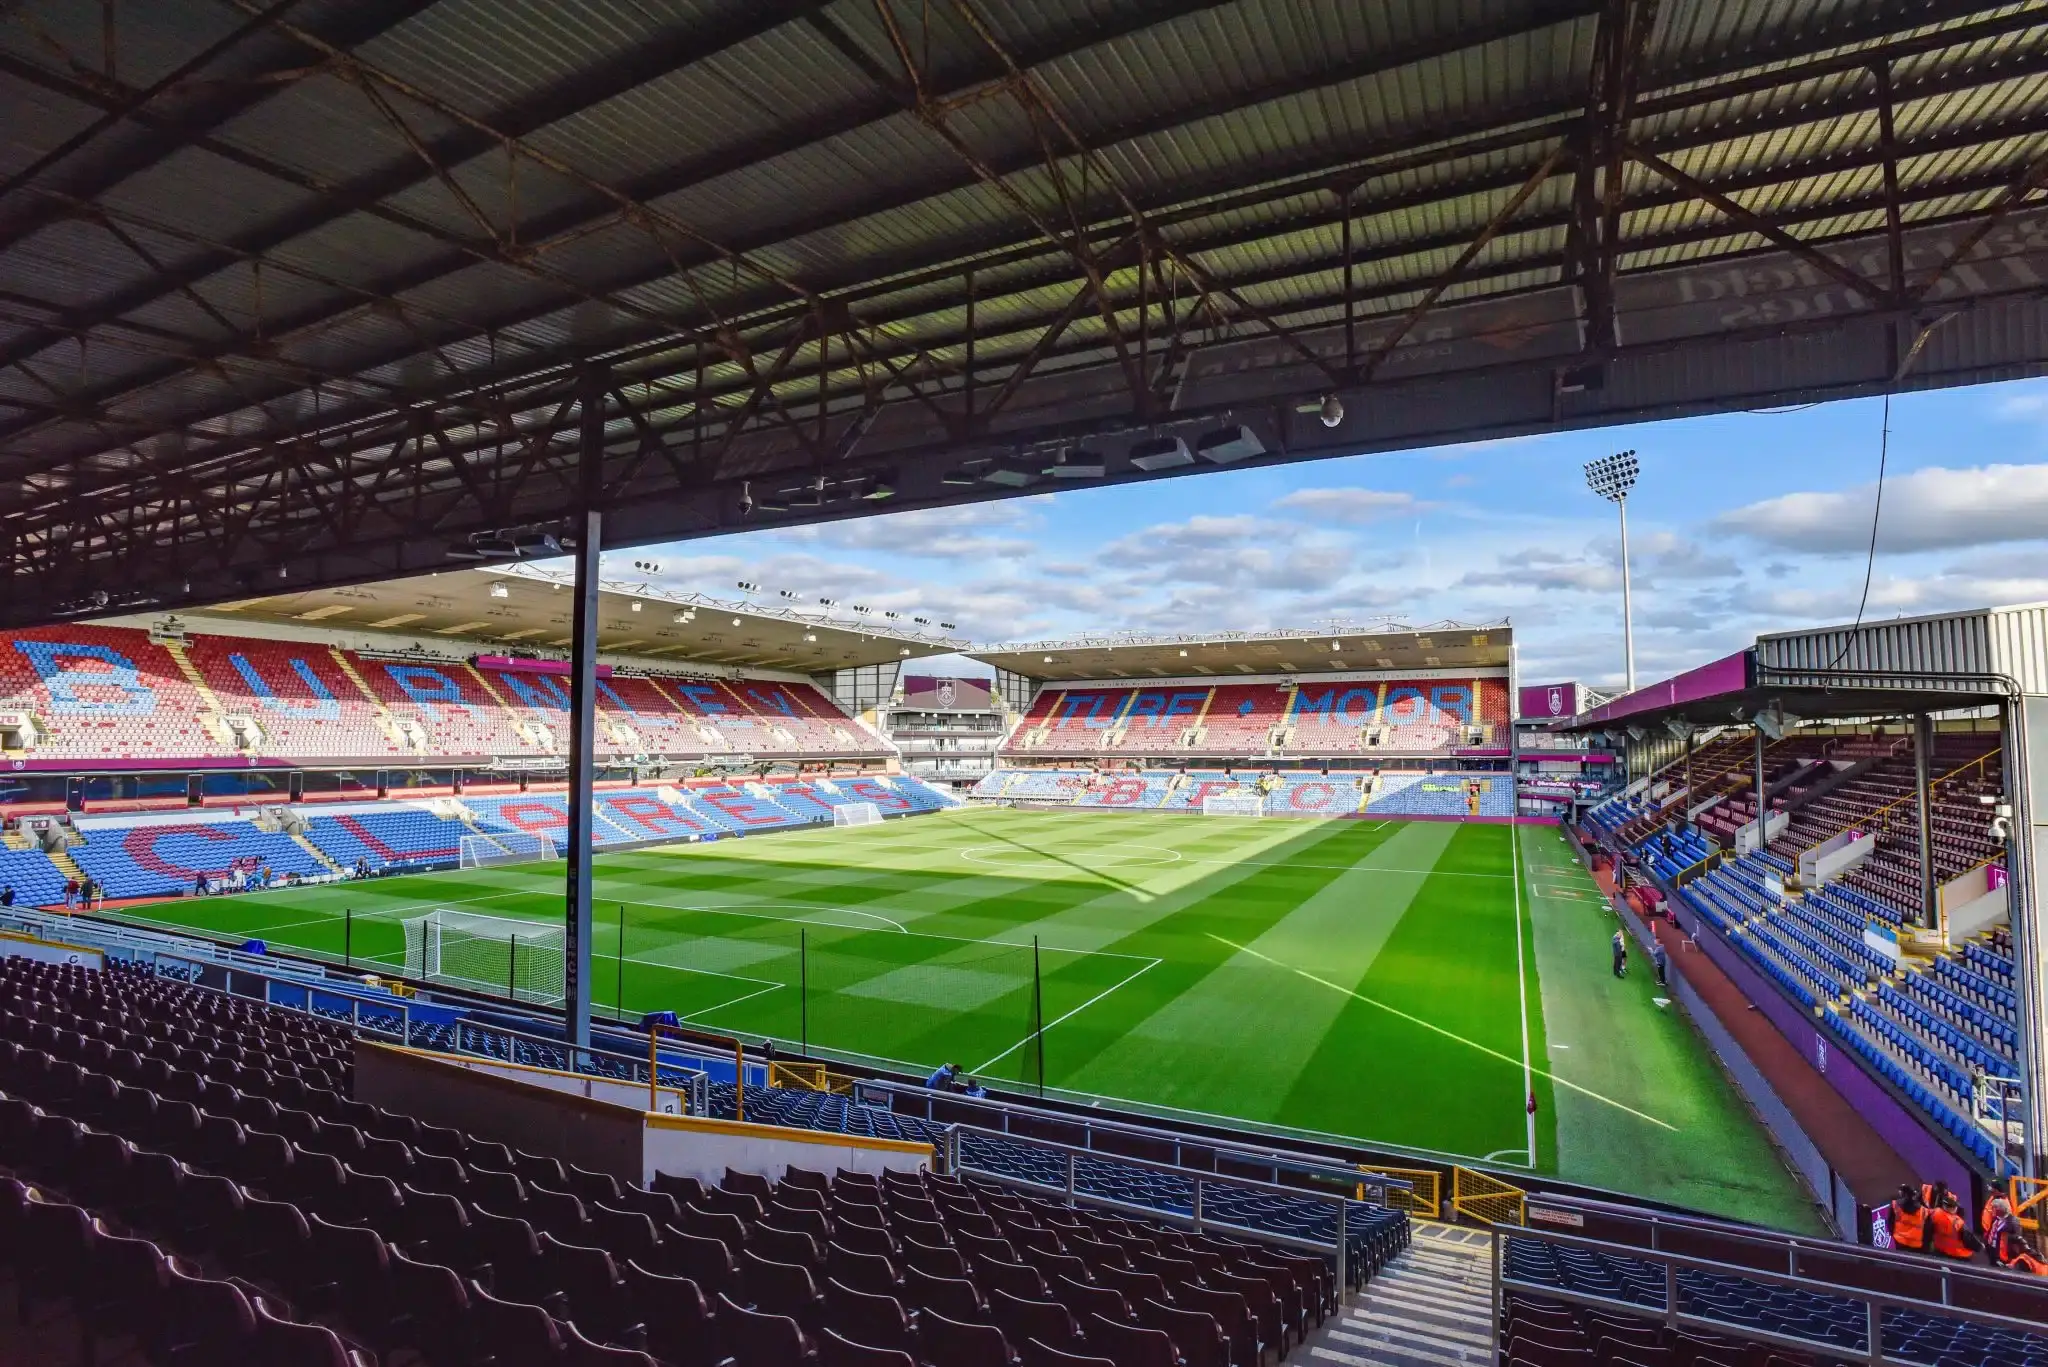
1308,1223,1495,1367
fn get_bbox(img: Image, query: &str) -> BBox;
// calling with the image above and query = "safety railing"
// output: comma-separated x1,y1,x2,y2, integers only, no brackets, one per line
949,1123,1386,1297
1497,1218,2048,1367
1453,1165,1526,1225
2009,1175,2048,1234
1359,1164,1442,1219
857,1076,1401,1195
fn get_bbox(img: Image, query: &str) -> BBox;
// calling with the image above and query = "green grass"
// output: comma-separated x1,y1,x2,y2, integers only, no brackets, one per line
99,807,1822,1231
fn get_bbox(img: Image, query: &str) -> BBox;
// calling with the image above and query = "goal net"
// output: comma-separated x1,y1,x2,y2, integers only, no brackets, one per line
402,909,566,1006
458,832,559,869
1202,790,1266,817
832,801,885,828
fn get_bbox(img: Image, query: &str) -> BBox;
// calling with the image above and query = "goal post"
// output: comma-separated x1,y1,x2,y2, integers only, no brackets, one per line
458,832,559,869
832,801,885,828
402,909,566,1006
1201,790,1267,817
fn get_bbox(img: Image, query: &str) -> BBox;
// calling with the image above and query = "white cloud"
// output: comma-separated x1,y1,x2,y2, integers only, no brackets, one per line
1272,487,1422,523
1459,548,1619,593
1714,463,2048,554
1994,385,2048,420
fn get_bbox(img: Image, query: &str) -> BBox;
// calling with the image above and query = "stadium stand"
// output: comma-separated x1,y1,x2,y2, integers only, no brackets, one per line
970,769,1516,818
70,821,333,900
1586,726,2023,1177
1497,1247,2048,1367
0,847,68,910
1001,677,1510,758
0,913,2037,1367
0,776,959,901
0,625,889,763
0,945,1408,1365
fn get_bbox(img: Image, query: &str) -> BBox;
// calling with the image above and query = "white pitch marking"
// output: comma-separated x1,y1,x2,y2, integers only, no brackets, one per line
971,957,1163,1076
1208,934,1678,1132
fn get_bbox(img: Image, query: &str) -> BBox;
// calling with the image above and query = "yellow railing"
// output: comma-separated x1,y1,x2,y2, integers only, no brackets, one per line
768,1060,857,1094
1451,1166,1527,1226
2009,1176,2048,1234
1357,1166,1442,1220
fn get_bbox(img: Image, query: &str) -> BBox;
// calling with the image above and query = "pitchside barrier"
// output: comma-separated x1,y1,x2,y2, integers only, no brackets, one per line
943,1123,1385,1295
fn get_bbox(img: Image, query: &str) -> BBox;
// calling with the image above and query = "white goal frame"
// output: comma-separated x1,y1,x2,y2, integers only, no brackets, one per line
458,832,559,869
1201,791,1267,817
833,801,885,828
402,909,566,1006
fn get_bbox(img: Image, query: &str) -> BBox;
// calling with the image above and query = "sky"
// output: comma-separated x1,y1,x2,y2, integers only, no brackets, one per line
597,375,2048,689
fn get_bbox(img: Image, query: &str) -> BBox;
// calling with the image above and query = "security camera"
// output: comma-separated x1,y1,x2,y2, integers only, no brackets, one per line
1318,394,1344,428
738,482,754,517
1989,814,2012,844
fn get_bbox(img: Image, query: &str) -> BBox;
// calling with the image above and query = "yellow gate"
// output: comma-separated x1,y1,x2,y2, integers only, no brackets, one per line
2009,1176,2048,1233
1357,1166,1443,1221
1452,1166,1526,1225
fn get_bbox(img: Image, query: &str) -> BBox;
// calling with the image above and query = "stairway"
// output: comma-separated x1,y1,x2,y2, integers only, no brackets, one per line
46,846,86,887
290,831,346,876
1306,1223,1495,1367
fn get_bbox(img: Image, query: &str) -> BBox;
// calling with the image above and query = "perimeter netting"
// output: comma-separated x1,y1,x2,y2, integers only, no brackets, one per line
1201,791,1266,817
832,802,885,828
402,909,566,1006
459,833,559,869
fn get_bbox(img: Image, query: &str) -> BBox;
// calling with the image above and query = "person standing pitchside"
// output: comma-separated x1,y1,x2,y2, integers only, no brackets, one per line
1611,928,1627,978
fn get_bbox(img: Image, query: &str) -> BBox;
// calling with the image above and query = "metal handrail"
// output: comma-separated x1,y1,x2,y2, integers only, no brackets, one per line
1498,1221,2048,1367
950,1122,1373,1295
1517,1192,2046,1305
857,1076,1409,1192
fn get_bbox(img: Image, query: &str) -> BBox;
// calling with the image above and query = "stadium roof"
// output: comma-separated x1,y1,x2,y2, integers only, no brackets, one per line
972,621,1511,681
191,563,966,672
1554,601,2048,733
5,1,2048,629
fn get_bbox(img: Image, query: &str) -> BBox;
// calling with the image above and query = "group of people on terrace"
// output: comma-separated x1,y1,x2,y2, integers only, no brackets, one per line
1887,1180,2044,1273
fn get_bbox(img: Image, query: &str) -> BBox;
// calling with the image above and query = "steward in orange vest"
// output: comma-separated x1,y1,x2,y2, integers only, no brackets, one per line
1927,1202,1983,1262
1889,1186,1928,1252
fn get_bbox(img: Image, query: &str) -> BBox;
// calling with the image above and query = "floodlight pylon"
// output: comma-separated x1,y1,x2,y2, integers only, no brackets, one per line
1584,449,1641,691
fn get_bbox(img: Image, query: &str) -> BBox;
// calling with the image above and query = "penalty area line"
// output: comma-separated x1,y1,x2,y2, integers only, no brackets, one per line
1207,934,1677,1133
971,957,1163,1077
678,981,786,1023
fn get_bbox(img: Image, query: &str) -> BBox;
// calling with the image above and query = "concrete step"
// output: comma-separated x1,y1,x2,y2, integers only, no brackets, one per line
1304,1225,1496,1367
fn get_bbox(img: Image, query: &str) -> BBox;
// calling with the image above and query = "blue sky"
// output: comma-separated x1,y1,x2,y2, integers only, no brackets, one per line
603,375,2048,689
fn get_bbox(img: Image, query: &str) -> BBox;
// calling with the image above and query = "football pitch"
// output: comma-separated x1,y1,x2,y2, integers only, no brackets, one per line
99,807,1821,1231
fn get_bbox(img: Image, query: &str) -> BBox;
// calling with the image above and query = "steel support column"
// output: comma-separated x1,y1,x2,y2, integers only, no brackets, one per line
562,364,606,1049
2012,695,2047,1178
1915,713,1935,928
1754,727,1767,856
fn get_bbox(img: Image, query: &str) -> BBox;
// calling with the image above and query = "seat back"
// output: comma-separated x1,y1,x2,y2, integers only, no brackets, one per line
991,1289,1082,1352
621,1258,712,1366
717,1292,812,1367
904,1264,984,1321
755,1220,826,1267
469,1280,565,1359
920,1308,1013,1366
1088,1313,1180,1367
820,1327,915,1367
